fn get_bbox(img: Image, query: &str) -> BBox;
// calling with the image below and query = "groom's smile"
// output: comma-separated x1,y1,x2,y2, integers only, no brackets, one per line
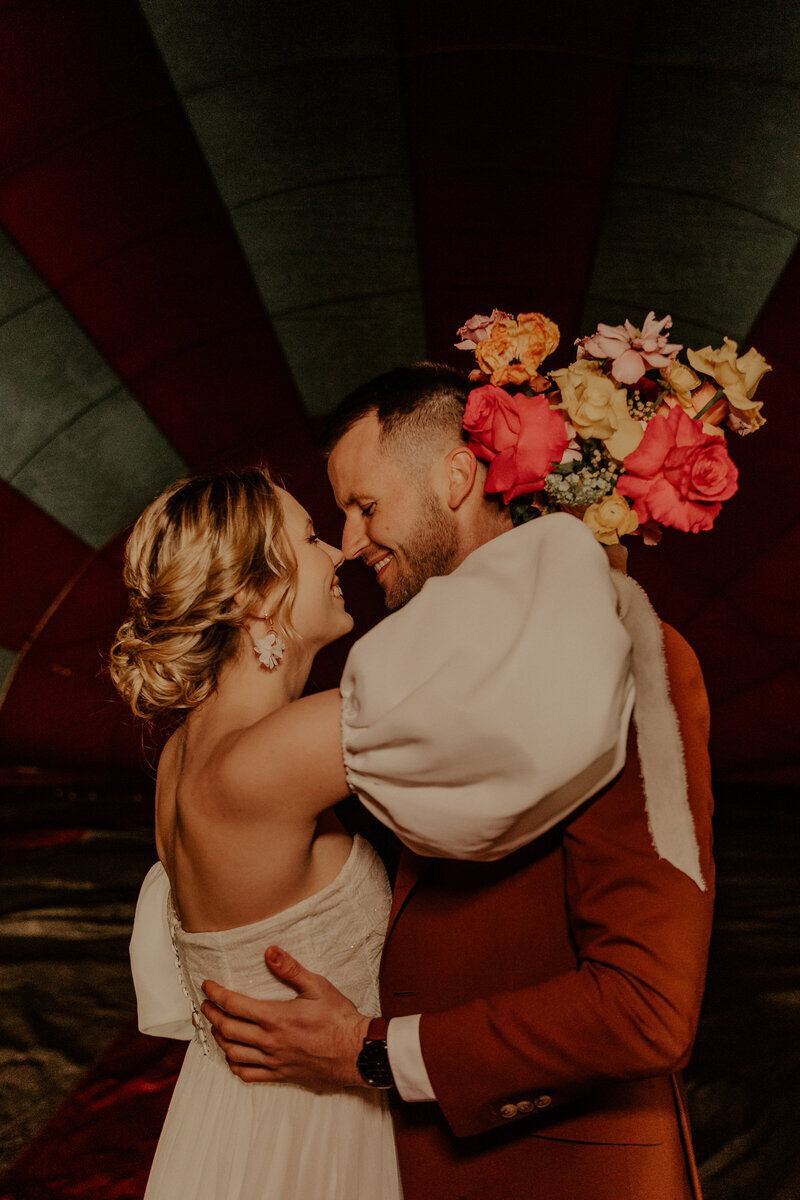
326,412,460,610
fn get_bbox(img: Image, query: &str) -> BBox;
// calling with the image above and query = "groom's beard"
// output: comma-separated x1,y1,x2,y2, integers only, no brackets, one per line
383,490,460,611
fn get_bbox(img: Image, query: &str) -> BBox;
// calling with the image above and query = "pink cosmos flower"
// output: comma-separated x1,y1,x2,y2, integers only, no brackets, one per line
454,309,511,351
576,312,682,385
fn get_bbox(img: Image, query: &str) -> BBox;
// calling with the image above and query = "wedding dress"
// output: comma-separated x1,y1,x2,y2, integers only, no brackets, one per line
130,835,402,1199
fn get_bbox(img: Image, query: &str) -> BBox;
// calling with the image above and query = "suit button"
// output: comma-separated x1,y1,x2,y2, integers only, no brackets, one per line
516,1100,535,1114
534,1095,552,1109
499,1103,518,1119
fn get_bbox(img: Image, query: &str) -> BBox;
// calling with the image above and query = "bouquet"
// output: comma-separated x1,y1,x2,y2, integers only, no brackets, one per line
455,309,771,544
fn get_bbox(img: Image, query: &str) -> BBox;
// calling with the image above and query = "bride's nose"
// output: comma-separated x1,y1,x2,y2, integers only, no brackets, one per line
322,540,345,569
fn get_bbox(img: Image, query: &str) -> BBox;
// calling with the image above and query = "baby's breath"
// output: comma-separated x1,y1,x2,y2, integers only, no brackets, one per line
545,471,615,507
545,440,621,507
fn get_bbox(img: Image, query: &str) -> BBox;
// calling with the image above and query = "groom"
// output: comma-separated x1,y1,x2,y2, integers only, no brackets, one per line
202,363,715,1199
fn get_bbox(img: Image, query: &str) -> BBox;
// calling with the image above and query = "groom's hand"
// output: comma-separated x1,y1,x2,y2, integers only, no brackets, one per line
201,946,370,1089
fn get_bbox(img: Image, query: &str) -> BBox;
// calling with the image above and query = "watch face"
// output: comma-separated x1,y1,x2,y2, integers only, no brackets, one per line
357,1039,394,1089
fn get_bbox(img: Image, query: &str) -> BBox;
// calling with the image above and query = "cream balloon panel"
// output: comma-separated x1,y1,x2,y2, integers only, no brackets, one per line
140,0,426,417
581,0,800,347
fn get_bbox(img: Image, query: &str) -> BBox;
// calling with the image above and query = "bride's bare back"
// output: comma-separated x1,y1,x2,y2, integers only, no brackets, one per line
155,691,351,933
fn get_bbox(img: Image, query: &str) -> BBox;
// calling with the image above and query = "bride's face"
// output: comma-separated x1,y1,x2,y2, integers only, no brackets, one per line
278,490,353,650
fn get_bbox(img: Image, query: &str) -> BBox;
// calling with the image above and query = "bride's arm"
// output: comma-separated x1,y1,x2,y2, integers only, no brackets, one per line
217,689,348,819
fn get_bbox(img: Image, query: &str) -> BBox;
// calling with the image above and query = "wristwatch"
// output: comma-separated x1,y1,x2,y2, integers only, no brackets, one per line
356,1017,394,1089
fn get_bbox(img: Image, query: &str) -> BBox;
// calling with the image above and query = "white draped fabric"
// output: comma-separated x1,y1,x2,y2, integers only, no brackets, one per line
342,514,635,860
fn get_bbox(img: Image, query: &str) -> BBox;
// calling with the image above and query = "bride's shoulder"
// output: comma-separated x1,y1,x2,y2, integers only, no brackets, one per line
211,690,348,822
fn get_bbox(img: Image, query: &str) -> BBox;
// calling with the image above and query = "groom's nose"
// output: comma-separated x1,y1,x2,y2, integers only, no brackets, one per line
341,514,370,560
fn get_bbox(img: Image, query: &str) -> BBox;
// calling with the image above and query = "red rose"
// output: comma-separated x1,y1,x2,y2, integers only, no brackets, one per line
617,406,738,533
463,388,569,503
462,384,521,461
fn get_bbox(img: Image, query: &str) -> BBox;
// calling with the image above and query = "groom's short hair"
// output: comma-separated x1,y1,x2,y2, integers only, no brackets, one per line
319,363,470,461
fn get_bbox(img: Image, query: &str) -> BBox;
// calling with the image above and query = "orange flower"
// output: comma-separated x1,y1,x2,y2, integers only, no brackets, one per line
659,379,727,437
476,312,559,387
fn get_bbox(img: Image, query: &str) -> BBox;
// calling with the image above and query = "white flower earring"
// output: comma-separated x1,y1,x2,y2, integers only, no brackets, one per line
253,615,286,670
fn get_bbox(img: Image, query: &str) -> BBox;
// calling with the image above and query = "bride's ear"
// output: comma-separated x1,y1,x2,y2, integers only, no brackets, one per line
233,586,270,620
233,585,250,612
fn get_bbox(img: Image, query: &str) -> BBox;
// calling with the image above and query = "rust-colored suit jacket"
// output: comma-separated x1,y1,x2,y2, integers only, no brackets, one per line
380,625,715,1200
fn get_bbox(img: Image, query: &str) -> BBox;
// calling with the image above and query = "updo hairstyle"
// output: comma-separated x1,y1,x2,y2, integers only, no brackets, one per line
109,467,296,723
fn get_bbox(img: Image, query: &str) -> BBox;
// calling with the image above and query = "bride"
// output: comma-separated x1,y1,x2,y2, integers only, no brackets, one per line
110,466,402,1199
111,461,636,1199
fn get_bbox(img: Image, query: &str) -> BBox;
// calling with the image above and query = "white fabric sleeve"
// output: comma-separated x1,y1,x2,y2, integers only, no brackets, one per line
129,860,194,1040
341,513,635,861
386,1015,437,1102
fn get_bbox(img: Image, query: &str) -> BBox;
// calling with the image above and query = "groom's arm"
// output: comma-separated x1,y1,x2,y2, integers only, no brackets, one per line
202,785,713,1116
202,770,712,1114
203,760,712,1124
387,627,714,1129
412,658,714,1135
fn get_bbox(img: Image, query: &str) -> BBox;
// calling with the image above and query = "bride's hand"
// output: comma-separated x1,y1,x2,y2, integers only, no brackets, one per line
201,947,371,1089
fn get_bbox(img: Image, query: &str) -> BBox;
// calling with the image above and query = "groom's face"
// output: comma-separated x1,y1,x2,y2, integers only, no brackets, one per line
327,412,460,610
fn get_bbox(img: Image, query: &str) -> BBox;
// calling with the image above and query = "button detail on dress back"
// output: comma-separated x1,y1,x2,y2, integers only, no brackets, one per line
167,895,210,1057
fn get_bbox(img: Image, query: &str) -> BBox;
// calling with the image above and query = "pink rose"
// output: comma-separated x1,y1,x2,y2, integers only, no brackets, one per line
617,406,738,533
455,309,511,351
463,386,569,503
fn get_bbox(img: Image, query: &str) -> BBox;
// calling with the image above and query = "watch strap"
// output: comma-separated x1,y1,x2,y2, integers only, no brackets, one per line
366,1016,389,1042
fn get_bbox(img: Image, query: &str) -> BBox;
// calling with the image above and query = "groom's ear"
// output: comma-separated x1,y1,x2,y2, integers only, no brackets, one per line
445,445,479,510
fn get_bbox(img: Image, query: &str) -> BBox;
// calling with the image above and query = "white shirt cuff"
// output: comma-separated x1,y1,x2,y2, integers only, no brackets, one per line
386,1014,436,1102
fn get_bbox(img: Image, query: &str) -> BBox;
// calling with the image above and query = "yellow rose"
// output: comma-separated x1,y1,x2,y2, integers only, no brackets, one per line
476,312,559,386
686,337,770,432
583,491,639,545
659,360,701,408
551,360,644,460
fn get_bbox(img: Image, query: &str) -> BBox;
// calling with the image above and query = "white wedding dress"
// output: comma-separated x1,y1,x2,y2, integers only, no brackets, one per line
131,835,402,1199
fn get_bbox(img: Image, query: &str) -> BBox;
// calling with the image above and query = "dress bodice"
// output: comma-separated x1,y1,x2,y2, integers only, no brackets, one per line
131,835,391,1060
133,836,403,1199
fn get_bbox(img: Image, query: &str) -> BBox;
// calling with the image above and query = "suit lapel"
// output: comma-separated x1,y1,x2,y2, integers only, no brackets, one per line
385,848,429,939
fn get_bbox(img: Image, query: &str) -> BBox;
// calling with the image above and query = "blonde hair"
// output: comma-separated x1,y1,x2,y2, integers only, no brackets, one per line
109,467,296,724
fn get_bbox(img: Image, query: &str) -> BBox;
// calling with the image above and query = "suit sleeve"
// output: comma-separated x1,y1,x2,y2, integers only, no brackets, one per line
417,626,715,1137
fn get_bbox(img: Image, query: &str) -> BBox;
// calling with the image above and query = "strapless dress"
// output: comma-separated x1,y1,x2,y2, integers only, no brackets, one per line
130,835,402,1199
